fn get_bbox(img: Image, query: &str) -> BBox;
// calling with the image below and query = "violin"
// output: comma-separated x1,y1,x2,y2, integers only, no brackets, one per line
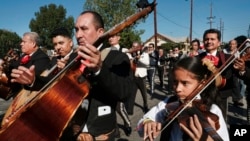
163,98,221,141
177,100,220,129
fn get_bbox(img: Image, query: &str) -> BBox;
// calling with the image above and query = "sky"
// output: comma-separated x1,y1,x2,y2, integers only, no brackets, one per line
1,0,250,43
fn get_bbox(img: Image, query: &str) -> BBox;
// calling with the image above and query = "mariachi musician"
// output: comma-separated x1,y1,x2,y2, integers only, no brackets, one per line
127,41,150,114
11,11,135,141
11,27,80,140
1,32,50,100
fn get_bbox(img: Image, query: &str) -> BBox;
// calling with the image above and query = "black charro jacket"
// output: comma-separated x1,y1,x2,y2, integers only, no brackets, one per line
85,49,135,136
9,48,50,93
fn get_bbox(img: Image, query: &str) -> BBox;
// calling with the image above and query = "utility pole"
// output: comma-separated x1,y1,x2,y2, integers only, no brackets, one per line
185,0,193,44
190,0,193,43
248,24,250,38
220,18,224,43
207,2,215,29
153,0,158,48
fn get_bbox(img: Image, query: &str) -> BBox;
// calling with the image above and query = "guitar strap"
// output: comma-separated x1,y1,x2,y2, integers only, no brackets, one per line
101,48,112,61
218,51,226,65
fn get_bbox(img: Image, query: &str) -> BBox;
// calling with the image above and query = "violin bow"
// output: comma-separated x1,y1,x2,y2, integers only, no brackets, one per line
154,39,250,140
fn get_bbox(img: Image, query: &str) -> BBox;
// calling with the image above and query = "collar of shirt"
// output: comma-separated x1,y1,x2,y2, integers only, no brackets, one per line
206,50,217,56
63,49,73,58
113,44,120,50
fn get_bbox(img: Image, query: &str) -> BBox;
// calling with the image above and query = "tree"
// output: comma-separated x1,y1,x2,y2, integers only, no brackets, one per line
0,29,21,58
84,0,147,48
29,4,75,49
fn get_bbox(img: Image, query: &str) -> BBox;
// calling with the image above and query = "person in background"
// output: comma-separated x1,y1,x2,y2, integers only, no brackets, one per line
11,28,76,91
137,56,229,141
166,47,179,94
233,44,250,124
10,32,50,94
188,39,201,57
157,47,167,89
198,28,236,120
223,39,244,107
9,28,80,141
108,33,132,137
147,43,158,96
127,41,150,114
0,58,4,71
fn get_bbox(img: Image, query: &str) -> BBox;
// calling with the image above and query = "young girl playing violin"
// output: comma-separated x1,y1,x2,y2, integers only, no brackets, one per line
137,56,229,141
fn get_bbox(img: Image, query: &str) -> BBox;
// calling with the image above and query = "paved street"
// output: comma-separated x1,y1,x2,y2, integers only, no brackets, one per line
0,76,249,141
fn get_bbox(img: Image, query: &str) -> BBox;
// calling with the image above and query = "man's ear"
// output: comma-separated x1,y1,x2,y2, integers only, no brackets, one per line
97,28,104,36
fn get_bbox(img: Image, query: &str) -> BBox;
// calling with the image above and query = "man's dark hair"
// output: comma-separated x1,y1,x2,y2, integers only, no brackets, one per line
80,11,104,29
51,27,71,39
149,43,154,48
203,28,221,41
191,39,200,48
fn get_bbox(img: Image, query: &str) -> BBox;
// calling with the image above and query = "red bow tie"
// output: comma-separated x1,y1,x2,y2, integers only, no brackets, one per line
20,55,31,65
205,55,219,66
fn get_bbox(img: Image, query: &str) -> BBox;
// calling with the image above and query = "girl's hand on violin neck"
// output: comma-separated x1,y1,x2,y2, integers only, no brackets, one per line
179,115,215,141
143,121,161,141
179,114,202,141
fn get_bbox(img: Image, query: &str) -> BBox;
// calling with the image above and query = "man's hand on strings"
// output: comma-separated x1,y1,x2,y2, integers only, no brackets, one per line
57,55,70,69
77,38,102,73
76,132,94,141
233,58,245,71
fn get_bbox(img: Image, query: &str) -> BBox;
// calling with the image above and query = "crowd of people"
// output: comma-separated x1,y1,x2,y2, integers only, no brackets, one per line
0,9,250,141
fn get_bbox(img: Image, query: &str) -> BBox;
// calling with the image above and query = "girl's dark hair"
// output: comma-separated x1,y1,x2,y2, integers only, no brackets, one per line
173,56,223,111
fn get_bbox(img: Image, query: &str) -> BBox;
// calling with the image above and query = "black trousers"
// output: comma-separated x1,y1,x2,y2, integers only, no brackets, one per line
116,102,131,126
147,67,156,94
157,66,165,87
125,76,148,114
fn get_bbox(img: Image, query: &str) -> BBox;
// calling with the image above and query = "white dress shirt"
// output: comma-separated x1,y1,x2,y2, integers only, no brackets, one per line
134,52,149,78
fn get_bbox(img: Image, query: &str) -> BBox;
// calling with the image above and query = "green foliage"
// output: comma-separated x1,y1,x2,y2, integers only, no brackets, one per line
0,29,21,58
29,4,75,49
84,0,147,48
